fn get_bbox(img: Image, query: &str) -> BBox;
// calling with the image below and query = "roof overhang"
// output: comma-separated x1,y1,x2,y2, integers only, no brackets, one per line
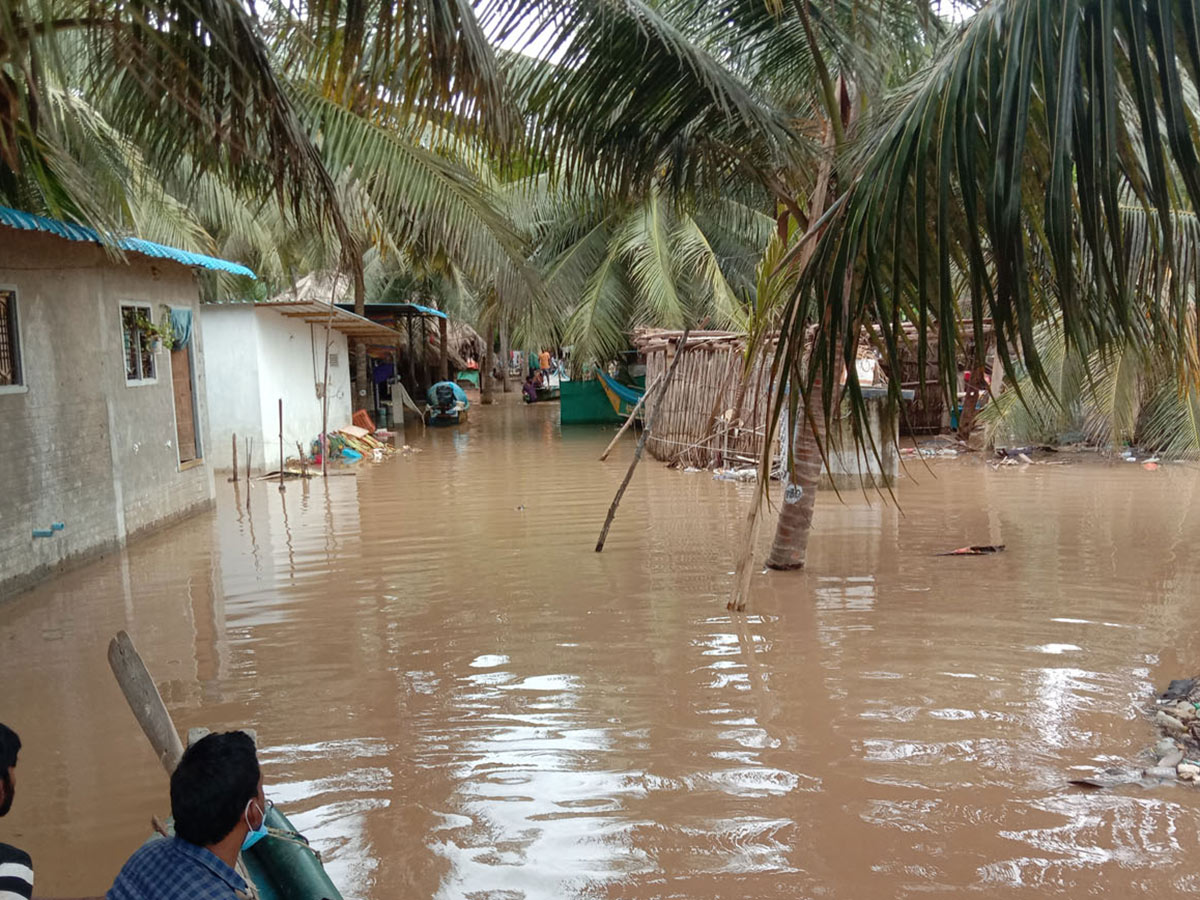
0,205,257,279
255,300,403,342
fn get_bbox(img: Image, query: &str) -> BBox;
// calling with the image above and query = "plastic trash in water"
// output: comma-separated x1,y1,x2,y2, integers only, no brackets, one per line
342,448,363,462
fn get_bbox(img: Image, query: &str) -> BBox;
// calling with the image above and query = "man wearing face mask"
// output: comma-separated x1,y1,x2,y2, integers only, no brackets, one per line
108,731,269,900
0,723,33,900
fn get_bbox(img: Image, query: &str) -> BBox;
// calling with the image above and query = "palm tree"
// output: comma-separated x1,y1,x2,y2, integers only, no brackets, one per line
526,184,775,367
762,0,1200,576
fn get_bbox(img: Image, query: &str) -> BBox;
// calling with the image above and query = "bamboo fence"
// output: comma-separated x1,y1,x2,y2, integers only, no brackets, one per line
634,329,779,469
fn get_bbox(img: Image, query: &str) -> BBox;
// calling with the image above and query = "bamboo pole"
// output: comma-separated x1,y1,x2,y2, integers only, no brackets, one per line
599,374,664,461
320,274,341,478
229,433,238,482
595,328,692,552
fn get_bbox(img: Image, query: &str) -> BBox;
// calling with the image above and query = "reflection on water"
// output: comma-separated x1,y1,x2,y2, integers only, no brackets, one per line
4,394,1200,898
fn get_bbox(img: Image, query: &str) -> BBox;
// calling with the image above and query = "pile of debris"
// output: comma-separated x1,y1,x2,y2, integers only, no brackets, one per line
1071,676,1200,789
1147,678,1200,781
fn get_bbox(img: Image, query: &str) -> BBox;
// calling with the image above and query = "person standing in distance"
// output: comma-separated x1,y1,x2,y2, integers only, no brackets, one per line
0,724,33,900
108,731,269,900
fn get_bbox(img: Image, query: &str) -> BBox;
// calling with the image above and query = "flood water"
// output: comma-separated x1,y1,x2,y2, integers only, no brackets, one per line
4,394,1200,898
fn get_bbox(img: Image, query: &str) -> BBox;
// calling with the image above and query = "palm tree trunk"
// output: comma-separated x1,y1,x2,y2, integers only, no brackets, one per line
481,326,495,405
500,322,511,392
766,379,825,570
353,263,369,413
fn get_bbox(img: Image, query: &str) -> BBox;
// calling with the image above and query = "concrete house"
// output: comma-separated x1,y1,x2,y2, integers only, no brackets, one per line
0,205,255,596
200,298,401,471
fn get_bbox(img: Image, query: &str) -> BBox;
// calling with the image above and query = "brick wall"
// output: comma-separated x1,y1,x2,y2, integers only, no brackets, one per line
0,229,216,597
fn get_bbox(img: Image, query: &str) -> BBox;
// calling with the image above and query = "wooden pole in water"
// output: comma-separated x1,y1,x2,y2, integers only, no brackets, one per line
297,442,307,478
320,274,341,479
107,630,184,775
439,316,449,383
230,433,238,483
245,436,253,490
278,399,286,492
595,328,691,552
599,374,663,462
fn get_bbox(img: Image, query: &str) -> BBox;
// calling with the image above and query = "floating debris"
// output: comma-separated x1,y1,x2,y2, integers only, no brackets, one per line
936,545,1005,557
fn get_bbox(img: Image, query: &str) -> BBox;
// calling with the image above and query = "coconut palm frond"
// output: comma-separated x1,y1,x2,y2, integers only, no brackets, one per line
673,214,750,330
781,0,1200,446
292,85,530,291
619,191,689,330
1139,381,1200,458
491,0,799,195
565,243,635,367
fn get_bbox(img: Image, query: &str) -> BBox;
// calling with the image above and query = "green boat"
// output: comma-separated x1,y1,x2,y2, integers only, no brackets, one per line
242,805,342,900
142,807,342,900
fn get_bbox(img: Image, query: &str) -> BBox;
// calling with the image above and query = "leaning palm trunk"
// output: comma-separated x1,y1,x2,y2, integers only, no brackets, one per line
481,326,495,404
766,379,825,569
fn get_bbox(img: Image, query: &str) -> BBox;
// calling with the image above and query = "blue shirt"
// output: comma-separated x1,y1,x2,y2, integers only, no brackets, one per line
107,837,247,900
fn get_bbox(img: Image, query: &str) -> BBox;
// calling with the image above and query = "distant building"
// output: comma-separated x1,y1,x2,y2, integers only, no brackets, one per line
201,297,401,470
0,205,254,596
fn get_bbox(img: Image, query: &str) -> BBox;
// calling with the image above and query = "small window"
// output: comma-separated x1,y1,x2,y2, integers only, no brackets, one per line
328,351,339,368
0,288,21,387
121,304,157,384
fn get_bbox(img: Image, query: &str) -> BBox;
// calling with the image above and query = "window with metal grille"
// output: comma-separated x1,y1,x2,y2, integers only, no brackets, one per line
0,288,21,387
121,303,157,383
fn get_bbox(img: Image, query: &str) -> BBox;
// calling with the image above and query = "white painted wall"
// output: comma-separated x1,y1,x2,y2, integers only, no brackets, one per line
201,306,352,471
255,309,351,469
200,305,264,469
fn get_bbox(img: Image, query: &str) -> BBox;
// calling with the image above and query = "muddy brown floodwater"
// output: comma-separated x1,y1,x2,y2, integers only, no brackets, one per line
4,395,1200,898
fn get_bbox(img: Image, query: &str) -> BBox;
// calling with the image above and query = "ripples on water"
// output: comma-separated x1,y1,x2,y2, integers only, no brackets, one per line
3,396,1200,898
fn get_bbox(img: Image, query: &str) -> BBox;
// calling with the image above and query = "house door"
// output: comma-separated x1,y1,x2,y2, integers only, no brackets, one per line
172,346,198,462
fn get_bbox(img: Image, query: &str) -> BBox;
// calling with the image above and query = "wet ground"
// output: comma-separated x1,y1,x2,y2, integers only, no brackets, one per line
3,395,1200,898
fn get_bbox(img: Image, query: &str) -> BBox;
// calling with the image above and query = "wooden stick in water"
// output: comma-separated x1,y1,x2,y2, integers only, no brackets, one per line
596,328,691,552
278,399,286,492
599,374,664,462
230,433,238,483
107,630,184,775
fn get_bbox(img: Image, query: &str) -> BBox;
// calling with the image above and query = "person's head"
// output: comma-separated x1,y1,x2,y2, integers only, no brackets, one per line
170,731,264,848
0,723,19,817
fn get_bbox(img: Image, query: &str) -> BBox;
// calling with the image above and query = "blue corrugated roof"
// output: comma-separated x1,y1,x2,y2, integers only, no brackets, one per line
0,205,257,279
407,303,448,320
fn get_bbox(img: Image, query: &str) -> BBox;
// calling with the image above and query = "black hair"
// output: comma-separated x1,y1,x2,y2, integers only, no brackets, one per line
170,731,260,847
0,724,19,817
0,724,19,772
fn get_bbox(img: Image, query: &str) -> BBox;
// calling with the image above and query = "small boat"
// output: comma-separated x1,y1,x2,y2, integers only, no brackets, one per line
243,805,342,900
536,371,562,401
138,803,342,900
424,380,470,426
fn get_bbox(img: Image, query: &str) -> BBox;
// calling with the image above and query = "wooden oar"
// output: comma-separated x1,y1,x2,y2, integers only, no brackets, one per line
107,630,184,775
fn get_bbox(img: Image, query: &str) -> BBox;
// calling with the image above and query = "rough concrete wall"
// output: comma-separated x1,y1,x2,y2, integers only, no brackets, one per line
254,309,351,468
0,229,215,597
200,305,264,469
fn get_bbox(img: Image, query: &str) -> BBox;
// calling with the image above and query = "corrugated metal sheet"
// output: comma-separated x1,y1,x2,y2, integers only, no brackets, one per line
406,303,448,320
0,205,257,279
